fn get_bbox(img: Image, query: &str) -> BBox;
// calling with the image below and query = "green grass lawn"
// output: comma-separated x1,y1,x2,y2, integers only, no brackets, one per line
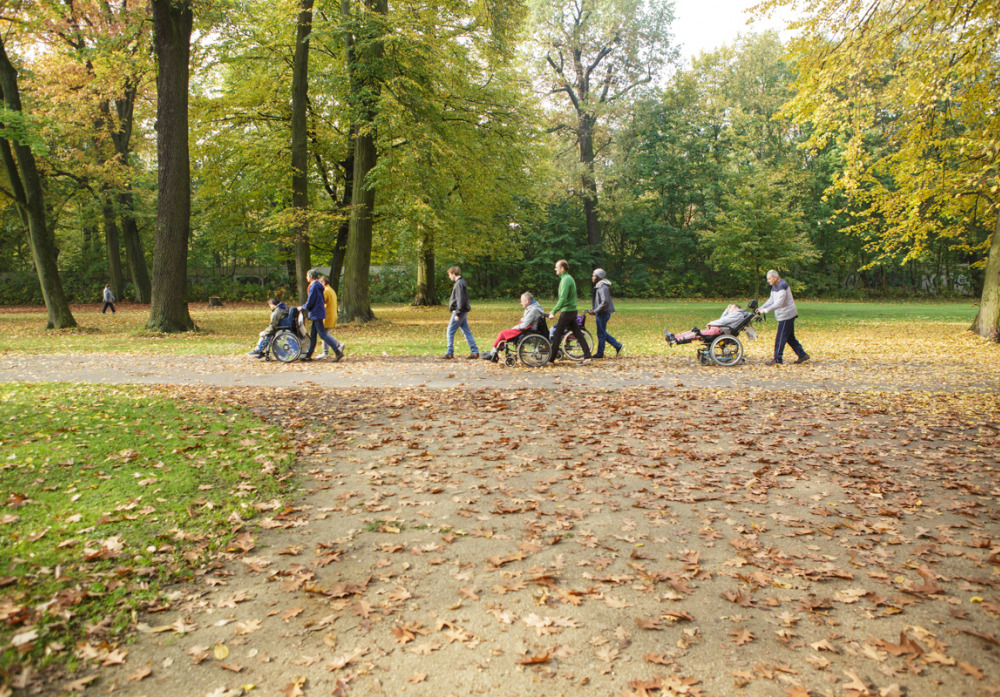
0,299,985,361
0,383,294,674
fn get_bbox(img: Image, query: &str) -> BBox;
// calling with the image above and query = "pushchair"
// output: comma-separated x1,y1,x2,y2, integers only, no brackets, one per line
664,300,763,367
263,307,309,363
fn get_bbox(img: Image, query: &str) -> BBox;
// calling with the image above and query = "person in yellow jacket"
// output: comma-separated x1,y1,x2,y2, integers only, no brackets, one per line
320,276,340,359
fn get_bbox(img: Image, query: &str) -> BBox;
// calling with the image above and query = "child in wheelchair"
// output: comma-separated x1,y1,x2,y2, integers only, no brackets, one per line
247,298,294,358
664,303,756,345
481,292,546,362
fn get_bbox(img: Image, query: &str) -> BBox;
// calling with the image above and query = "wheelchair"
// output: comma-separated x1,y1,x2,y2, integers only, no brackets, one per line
497,314,594,368
263,307,309,363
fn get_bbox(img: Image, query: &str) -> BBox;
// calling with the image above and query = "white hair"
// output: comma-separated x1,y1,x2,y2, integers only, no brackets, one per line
766,269,779,279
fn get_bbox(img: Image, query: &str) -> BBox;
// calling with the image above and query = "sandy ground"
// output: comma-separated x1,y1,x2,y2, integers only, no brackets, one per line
3,354,999,697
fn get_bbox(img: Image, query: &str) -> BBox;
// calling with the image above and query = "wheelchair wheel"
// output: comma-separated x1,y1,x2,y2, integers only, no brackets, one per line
504,356,517,367
563,329,593,360
518,334,551,367
270,330,302,363
709,335,743,367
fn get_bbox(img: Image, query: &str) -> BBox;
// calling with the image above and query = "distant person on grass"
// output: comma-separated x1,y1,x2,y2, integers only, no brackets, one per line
756,269,810,366
247,298,290,358
300,269,344,363
442,266,479,360
548,259,592,365
586,268,623,359
319,276,338,359
480,292,546,363
101,284,116,314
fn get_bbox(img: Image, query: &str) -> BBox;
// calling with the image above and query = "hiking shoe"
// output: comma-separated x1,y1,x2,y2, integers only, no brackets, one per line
440,353,454,360
299,356,313,362
467,352,480,359
333,344,345,362
794,354,811,364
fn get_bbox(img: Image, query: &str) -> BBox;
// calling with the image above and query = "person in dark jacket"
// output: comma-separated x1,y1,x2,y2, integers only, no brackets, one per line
247,298,290,357
300,269,344,362
586,268,623,359
101,284,116,314
442,266,479,359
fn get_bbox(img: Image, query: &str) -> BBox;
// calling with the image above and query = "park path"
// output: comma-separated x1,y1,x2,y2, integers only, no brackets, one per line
44,385,1000,697
0,352,996,393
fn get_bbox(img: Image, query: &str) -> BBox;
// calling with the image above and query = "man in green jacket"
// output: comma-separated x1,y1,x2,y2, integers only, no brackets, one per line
548,259,593,365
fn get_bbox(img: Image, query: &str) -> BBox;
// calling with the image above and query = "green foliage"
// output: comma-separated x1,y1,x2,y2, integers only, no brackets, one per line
0,383,294,671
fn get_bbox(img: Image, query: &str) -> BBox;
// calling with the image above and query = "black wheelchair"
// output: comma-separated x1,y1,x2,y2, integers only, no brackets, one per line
498,314,594,368
263,307,309,363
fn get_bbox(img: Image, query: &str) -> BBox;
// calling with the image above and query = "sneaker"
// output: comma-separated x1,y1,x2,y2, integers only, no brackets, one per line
765,359,782,366
794,354,811,364
592,354,605,359
246,350,262,357
467,352,480,359
615,344,624,357
577,358,592,366
440,353,454,360
333,344,345,362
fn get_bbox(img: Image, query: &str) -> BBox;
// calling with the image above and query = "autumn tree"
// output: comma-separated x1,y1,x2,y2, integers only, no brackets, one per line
291,0,314,302
530,0,674,262
0,36,76,329
760,0,1000,340
147,0,195,332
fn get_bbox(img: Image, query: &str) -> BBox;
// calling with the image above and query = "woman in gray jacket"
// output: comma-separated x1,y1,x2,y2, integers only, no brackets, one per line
586,269,623,358
757,270,809,365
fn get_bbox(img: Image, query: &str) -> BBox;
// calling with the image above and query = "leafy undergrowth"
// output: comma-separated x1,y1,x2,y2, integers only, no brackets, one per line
0,383,294,686
0,301,988,367
62,385,1000,697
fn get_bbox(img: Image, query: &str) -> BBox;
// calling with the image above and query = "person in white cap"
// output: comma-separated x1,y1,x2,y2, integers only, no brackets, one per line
586,268,623,359
756,269,809,365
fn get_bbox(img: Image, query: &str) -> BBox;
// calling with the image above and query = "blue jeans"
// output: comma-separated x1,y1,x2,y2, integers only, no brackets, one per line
446,312,478,354
306,320,340,357
594,312,621,357
774,317,806,363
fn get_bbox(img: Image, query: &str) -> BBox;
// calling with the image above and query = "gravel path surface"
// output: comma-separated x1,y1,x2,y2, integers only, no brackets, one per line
1,352,995,393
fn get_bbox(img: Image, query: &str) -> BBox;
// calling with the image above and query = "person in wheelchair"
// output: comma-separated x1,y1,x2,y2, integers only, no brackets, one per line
247,298,293,357
665,304,750,345
481,293,546,363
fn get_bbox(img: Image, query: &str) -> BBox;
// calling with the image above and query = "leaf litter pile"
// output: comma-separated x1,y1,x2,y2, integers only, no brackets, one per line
40,383,996,697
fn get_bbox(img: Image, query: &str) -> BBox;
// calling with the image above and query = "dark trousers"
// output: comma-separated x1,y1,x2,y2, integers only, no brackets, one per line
549,311,592,361
101,302,116,314
773,317,806,363
306,320,340,357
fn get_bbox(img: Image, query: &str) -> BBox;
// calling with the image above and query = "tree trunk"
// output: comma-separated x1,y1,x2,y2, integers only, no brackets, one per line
578,112,602,264
147,0,194,332
0,40,76,329
120,191,151,303
412,224,438,305
291,0,314,303
341,127,377,322
102,197,125,300
971,211,1000,342
339,0,386,323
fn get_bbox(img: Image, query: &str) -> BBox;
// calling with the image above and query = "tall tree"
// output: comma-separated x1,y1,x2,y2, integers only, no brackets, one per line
531,0,674,262
338,0,387,323
761,0,1000,340
0,38,76,329
291,0,314,302
147,0,195,332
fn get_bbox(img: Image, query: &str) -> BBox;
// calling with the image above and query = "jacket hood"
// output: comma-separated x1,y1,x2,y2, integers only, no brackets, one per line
596,279,612,288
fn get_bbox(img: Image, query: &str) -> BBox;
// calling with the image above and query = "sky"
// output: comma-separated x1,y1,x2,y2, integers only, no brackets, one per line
670,0,799,62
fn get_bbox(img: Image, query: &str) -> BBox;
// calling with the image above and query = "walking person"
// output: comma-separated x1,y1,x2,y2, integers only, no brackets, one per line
319,276,338,359
441,266,479,359
756,269,809,366
586,268,623,359
300,269,345,362
101,284,116,314
548,259,593,365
